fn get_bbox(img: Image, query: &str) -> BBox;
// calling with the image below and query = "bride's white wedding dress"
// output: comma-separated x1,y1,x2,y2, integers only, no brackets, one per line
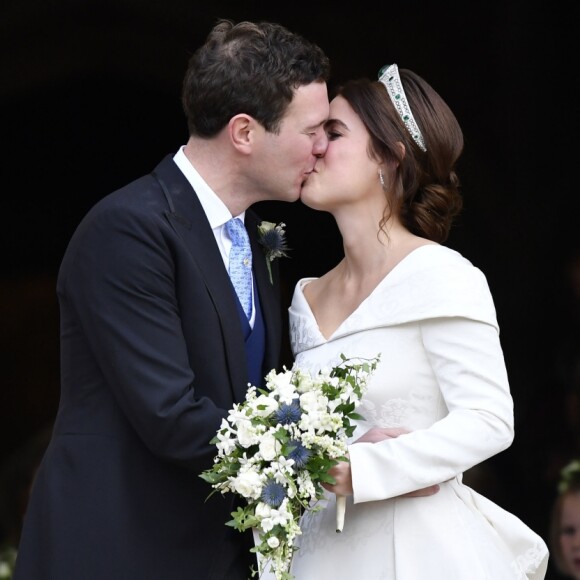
268,245,548,579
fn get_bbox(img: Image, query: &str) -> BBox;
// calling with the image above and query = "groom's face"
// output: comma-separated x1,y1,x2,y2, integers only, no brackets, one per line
251,82,329,203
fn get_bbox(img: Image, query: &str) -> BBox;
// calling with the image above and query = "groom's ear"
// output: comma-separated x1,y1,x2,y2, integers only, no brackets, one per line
228,114,256,155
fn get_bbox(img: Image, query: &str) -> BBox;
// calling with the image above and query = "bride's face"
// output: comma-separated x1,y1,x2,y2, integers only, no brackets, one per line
300,95,382,213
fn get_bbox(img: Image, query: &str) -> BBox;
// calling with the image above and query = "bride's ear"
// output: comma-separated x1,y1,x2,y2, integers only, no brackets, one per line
395,141,406,160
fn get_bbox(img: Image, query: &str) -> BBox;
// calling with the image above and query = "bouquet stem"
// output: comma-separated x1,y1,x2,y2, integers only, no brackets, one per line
336,495,346,533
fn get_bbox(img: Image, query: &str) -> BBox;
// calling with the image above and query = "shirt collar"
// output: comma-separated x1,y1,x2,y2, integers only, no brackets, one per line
173,146,245,227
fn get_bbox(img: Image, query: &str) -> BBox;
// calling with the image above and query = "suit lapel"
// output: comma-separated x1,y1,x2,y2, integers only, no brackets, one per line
246,211,282,373
151,155,249,401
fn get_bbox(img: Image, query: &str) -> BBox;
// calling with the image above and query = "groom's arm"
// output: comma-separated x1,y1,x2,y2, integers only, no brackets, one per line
59,197,227,472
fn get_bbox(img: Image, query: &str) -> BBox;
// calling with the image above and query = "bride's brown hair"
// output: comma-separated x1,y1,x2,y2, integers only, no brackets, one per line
336,70,463,243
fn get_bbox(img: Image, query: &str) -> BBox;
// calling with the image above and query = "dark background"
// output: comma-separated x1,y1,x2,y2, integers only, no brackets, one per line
2,1,579,576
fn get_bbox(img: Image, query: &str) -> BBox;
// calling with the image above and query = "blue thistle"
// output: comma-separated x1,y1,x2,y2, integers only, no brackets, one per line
261,479,286,507
275,401,302,425
286,440,311,469
257,221,289,284
260,228,288,258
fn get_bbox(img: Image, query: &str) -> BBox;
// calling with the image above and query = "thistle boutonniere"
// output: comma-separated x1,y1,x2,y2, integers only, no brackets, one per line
257,221,289,284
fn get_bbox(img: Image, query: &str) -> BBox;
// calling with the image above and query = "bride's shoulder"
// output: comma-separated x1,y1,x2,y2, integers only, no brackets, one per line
294,277,318,298
398,244,482,283
297,266,339,298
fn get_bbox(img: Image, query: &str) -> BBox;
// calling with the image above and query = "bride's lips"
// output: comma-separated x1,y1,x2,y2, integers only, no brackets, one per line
300,169,318,188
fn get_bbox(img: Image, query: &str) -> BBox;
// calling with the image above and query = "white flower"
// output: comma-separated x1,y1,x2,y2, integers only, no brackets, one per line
215,419,237,455
226,402,246,421
257,498,293,532
257,504,279,533
266,368,298,404
250,393,279,418
297,473,316,498
264,456,295,484
293,368,317,393
267,536,280,549
300,390,328,414
232,466,263,499
236,419,261,448
255,501,272,520
258,432,280,461
216,434,237,456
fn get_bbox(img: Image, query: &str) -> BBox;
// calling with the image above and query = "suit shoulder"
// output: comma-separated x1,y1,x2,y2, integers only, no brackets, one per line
89,173,165,217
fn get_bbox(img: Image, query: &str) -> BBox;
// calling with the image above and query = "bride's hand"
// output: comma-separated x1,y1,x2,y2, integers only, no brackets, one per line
321,460,352,497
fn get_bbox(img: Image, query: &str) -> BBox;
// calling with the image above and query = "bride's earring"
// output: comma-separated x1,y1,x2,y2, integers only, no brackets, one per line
379,169,385,189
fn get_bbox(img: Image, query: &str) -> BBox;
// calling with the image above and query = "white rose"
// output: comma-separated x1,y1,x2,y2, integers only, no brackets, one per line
236,420,259,448
258,432,280,461
251,394,278,418
232,468,262,499
267,536,280,548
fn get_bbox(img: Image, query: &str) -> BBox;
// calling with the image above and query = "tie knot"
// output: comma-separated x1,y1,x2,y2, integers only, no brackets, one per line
225,217,249,248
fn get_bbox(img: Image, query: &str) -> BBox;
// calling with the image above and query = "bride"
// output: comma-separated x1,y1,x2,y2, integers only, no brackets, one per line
270,64,548,579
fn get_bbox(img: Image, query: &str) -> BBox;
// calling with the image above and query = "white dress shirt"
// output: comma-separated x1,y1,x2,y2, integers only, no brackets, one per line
173,147,255,325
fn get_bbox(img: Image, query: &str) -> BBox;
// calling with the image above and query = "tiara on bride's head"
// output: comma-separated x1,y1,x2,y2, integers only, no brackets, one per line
378,64,427,152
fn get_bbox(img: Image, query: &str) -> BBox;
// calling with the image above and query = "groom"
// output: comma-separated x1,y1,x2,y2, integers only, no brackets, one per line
13,20,330,580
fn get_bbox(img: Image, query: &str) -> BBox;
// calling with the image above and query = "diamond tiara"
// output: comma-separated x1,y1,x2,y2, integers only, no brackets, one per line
378,64,427,152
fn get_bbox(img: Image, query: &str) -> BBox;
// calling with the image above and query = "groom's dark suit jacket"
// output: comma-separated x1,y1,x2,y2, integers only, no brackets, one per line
14,155,283,580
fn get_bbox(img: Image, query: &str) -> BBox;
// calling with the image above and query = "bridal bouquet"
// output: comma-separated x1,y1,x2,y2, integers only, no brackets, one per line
200,354,379,580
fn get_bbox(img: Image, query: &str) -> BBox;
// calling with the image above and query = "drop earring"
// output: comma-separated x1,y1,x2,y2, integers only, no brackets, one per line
379,169,385,188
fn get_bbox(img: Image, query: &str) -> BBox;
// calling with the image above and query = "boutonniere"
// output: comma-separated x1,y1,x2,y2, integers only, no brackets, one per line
257,221,289,284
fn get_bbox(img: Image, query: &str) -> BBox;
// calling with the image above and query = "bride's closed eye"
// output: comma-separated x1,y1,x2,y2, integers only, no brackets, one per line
324,118,347,141
326,130,343,141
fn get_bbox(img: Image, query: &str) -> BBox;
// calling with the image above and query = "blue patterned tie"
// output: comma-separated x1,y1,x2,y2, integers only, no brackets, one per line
225,218,253,320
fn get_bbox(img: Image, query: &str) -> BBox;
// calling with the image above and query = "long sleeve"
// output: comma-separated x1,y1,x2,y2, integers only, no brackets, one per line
349,314,514,502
